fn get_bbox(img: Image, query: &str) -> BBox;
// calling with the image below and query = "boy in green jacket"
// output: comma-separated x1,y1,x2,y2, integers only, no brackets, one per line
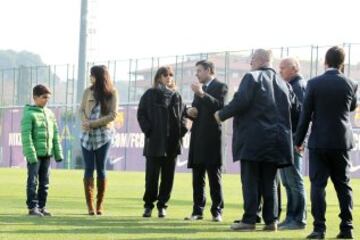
21,84,63,217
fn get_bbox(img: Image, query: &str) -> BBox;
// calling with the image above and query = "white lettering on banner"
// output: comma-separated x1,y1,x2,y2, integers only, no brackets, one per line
112,132,192,149
113,133,145,148
8,133,22,147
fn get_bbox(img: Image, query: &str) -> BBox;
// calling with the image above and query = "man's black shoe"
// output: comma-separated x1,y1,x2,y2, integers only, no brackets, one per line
142,208,152,218
306,231,325,239
158,208,166,218
336,230,353,239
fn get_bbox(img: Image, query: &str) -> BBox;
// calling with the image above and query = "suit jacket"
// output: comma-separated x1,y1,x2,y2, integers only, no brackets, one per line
218,68,299,167
187,78,228,168
295,69,358,150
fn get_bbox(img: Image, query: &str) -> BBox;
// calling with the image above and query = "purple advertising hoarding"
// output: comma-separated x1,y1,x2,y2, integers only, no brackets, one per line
1,106,360,178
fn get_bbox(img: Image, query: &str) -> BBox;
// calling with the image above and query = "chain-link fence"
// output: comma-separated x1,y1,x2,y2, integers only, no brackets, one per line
1,44,360,175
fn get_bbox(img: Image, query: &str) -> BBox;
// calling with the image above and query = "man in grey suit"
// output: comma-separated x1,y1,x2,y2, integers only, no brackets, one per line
295,46,357,239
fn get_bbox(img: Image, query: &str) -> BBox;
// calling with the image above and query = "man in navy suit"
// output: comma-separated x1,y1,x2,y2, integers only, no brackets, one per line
295,46,357,239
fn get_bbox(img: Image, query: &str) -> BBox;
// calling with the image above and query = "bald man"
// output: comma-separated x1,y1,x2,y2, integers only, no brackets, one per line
215,49,300,231
278,58,307,230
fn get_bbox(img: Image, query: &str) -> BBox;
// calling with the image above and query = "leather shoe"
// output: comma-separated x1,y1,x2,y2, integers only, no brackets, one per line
278,221,306,230
142,208,152,218
336,230,353,239
158,208,166,218
184,214,203,221
28,208,44,217
212,214,222,222
230,221,256,231
39,208,52,217
263,222,277,231
306,231,325,239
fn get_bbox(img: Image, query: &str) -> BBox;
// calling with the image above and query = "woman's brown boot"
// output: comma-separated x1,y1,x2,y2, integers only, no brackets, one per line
96,178,107,215
83,177,95,215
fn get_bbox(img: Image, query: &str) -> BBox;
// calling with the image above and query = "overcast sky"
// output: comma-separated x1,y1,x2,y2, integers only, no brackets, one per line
1,0,359,65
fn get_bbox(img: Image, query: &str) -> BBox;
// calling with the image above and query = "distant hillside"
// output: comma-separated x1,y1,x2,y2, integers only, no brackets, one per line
0,50,45,69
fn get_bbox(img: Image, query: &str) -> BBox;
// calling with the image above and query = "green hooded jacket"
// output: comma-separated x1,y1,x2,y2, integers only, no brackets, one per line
21,105,63,164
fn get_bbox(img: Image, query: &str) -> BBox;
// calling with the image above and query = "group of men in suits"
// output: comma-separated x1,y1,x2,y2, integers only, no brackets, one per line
185,46,356,239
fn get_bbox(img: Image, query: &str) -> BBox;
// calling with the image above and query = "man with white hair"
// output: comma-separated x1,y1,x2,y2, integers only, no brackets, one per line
278,57,307,230
214,49,300,231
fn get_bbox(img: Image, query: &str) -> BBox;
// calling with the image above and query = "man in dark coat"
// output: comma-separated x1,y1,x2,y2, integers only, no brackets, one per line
184,60,228,222
215,49,299,231
295,46,357,239
278,57,307,230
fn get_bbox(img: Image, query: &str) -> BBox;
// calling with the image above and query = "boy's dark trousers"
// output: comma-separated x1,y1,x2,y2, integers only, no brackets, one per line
26,157,51,209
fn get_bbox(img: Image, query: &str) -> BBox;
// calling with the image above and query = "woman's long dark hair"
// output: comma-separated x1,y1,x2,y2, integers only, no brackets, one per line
90,65,114,114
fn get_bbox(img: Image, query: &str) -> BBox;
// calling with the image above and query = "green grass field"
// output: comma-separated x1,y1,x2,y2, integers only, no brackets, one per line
0,168,358,240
